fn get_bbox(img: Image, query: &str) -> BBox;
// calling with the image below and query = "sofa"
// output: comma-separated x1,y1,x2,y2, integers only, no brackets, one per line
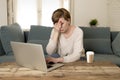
80,27,120,67
0,23,120,66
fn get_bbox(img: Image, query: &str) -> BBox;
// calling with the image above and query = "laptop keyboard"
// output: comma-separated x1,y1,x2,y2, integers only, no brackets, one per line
47,65,53,68
47,62,55,68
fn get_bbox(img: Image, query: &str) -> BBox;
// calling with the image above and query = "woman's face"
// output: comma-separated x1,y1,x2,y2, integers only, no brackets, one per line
59,18,70,33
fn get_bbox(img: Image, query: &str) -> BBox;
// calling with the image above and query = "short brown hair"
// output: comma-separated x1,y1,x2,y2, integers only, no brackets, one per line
52,8,71,24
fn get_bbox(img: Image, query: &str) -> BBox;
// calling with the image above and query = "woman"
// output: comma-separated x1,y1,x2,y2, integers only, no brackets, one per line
46,8,84,63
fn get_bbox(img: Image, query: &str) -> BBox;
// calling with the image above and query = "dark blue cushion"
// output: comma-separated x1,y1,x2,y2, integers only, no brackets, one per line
112,32,120,56
28,25,52,41
80,27,113,54
84,39,113,54
80,27,110,39
94,54,120,66
0,55,15,63
0,23,24,55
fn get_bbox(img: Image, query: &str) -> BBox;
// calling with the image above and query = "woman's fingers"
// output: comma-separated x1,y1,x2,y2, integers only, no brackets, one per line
46,57,58,63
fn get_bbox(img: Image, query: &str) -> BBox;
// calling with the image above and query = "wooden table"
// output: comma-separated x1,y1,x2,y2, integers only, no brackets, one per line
0,61,120,80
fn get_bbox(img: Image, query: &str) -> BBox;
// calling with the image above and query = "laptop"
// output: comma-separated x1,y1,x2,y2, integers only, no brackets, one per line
10,41,64,73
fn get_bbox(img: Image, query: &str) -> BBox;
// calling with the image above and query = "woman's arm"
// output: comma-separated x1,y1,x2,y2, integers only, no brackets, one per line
46,21,62,55
46,29,59,55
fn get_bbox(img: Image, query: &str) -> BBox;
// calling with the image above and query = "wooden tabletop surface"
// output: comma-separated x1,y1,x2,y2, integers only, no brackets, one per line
0,61,120,80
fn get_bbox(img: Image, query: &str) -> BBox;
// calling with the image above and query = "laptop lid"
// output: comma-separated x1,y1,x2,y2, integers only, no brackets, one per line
11,41,48,72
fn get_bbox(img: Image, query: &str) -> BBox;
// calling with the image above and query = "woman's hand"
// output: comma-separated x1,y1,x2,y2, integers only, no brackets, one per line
54,18,64,32
51,18,64,43
54,23,61,32
46,56,64,63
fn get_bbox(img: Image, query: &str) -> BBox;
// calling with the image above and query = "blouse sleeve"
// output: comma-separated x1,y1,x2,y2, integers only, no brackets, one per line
46,29,58,55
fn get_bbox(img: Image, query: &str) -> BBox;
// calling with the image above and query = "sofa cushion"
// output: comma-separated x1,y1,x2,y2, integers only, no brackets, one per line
84,39,112,54
27,40,48,55
0,23,24,55
94,54,120,67
28,25,52,41
0,55,15,63
80,27,110,39
112,32,120,56
80,27,113,54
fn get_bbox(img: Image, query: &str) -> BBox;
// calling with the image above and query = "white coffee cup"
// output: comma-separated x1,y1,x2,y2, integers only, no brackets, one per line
86,51,94,63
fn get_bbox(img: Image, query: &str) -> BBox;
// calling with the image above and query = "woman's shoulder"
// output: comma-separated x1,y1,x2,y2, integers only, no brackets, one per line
74,26,83,34
71,26,83,38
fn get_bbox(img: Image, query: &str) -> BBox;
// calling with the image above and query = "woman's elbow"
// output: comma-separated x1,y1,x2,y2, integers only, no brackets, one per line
46,47,53,55
63,54,80,63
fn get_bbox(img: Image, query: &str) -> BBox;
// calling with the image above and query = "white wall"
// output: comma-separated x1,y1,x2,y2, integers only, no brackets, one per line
0,0,7,26
108,0,120,31
73,0,108,27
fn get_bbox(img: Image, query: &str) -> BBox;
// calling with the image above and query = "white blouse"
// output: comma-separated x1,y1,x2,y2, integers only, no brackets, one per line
46,26,84,63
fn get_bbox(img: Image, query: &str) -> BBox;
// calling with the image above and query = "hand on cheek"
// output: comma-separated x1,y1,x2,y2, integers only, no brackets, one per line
54,22,62,32
54,18,64,32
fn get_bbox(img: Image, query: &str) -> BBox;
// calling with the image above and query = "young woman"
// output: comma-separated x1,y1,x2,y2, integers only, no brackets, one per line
46,8,84,63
